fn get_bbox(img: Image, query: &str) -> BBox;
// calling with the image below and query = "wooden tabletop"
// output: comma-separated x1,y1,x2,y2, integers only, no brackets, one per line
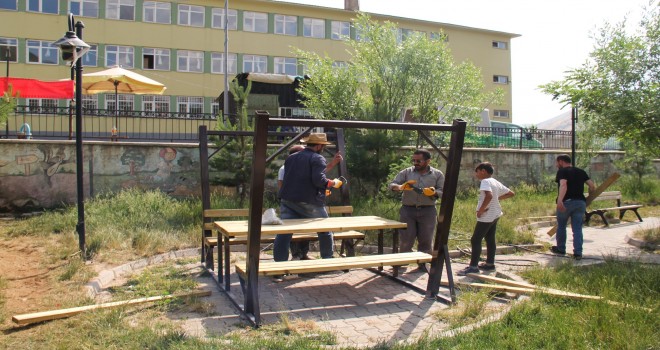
214,215,406,237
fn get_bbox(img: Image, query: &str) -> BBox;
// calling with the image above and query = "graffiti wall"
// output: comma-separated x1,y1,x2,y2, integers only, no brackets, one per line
0,140,201,211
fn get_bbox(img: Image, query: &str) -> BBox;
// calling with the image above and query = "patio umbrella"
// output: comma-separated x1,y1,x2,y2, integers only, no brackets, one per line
81,66,166,138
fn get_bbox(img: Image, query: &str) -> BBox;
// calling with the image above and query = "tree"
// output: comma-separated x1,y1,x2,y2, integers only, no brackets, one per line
541,3,660,157
0,85,18,127
295,13,501,194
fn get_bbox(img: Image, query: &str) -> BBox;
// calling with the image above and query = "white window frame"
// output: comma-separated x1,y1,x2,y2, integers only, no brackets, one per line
303,18,325,38
27,98,59,113
331,20,350,40
492,41,507,49
493,75,509,84
494,110,510,118
274,14,297,36
27,40,59,65
211,52,237,74
178,4,204,27
142,95,170,116
0,38,18,63
106,0,135,20
27,0,58,14
69,0,98,17
143,1,170,24
0,0,18,10
177,50,203,73
211,8,237,30
242,54,267,73
274,57,297,76
105,45,134,68
243,11,267,33
106,94,134,113
80,94,98,111
81,44,97,66
142,47,170,70
332,61,347,69
177,96,204,117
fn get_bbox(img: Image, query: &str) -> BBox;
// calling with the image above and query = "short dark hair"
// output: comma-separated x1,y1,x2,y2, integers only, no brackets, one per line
413,149,431,160
475,162,494,174
556,154,572,164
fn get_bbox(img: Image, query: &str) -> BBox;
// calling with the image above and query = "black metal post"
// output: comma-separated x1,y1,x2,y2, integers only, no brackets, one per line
74,21,86,257
4,47,8,139
69,67,74,140
199,125,211,264
571,106,577,164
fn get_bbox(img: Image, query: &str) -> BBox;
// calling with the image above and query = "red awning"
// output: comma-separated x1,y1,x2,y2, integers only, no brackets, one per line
1,77,74,99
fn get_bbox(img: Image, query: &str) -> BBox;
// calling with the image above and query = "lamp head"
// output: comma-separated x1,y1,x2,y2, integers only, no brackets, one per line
53,31,90,66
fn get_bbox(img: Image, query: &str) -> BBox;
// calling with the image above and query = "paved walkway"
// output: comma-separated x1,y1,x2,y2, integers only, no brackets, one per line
97,217,660,348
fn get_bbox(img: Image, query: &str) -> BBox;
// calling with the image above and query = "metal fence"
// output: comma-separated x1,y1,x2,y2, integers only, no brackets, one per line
2,106,622,150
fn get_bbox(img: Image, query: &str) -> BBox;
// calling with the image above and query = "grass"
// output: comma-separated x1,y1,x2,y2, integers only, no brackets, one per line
632,226,660,246
433,289,496,327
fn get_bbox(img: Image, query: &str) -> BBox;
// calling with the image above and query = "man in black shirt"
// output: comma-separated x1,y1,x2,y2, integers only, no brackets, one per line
553,154,596,259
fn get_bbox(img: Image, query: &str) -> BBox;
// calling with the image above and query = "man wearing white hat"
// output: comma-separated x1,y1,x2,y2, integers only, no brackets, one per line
274,133,343,277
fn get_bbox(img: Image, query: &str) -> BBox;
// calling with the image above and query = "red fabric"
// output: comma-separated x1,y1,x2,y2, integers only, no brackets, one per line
1,77,74,99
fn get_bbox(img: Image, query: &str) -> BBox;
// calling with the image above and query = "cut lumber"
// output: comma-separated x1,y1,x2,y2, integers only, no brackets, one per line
547,172,620,237
12,290,211,325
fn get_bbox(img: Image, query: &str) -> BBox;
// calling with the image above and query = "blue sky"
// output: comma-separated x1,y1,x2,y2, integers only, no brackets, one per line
276,0,654,125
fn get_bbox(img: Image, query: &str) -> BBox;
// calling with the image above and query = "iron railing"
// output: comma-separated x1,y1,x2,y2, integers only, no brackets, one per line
2,105,622,150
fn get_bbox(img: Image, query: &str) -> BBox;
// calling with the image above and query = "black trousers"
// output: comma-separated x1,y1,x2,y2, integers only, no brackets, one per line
469,218,499,267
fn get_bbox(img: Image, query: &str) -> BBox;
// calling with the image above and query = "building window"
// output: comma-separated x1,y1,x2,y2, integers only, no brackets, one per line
331,21,350,40
81,94,97,111
142,95,169,116
492,41,507,49
177,96,203,117
106,0,135,20
243,11,267,33
211,8,237,30
494,110,510,118
0,38,18,63
211,102,219,116
143,1,170,24
27,40,58,65
27,98,59,113
69,0,98,17
178,4,204,27
274,57,297,75
274,14,297,36
303,18,325,38
332,61,347,69
28,0,58,13
242,54,266,73
397,28,415,43
82,44,97,66
211,52,237,74
143,48,170,70
177,50,203,73
0,0,17,10
106,94,134,113
493,75,509,84
105,45,134,67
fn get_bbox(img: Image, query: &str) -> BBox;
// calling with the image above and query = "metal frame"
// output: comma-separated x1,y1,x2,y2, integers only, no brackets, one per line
198,112,466,326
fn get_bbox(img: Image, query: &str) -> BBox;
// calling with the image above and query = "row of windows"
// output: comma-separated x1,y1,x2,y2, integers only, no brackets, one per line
1,37,346,75
25,95,214,116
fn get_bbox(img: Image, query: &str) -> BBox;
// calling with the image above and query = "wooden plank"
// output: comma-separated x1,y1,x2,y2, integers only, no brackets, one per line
12,290,211,325
204,208,249,218
216,216,406,237
594,205,643,211
547,172,620,237
326,206,354,215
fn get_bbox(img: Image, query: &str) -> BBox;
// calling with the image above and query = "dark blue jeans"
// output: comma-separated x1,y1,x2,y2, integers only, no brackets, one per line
556,199,587,255
273,200,334,262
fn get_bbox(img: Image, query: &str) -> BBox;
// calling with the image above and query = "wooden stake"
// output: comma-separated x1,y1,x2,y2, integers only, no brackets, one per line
12,290,211,325
547,172,620,237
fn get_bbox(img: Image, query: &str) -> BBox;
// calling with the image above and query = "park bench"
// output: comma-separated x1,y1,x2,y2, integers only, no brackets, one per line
202,205,365,270
585,191,643,226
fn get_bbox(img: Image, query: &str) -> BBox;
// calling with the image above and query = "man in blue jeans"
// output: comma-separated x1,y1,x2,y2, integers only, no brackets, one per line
553,154,596,260
273,133,343,281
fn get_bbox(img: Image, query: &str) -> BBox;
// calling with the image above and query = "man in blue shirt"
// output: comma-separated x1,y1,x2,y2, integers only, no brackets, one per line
274,133,343,268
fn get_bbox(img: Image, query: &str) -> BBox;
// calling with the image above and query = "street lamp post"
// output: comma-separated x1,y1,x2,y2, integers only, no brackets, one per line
53,14,90,257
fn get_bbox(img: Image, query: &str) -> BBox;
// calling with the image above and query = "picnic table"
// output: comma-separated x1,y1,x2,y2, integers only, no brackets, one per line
214,215,408,290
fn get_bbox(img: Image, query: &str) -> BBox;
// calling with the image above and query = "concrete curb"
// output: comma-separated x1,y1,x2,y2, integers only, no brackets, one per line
83,248,200,298
624,234,658,250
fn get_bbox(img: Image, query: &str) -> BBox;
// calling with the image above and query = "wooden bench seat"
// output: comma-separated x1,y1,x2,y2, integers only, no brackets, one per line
204,230,365,247
585,191,643,226
236,252,432,278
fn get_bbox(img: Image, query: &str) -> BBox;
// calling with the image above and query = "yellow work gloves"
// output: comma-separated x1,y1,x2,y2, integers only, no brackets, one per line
423,187,436,197
401,180,417,191
329,178,343,188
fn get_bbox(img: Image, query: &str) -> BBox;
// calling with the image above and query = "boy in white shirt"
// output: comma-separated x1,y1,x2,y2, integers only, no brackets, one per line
458,162,515,276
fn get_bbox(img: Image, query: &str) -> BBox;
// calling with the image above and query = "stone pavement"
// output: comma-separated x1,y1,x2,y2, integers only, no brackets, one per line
91,217,660,348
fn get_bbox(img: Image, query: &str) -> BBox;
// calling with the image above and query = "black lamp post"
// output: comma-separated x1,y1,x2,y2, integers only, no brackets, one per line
53,14,90,257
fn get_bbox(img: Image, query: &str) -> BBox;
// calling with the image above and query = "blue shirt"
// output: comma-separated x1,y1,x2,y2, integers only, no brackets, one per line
279,148,330,206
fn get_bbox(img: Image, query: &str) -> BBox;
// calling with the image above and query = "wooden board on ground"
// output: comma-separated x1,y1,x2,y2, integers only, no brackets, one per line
547,172,620,237
12,290,211,325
